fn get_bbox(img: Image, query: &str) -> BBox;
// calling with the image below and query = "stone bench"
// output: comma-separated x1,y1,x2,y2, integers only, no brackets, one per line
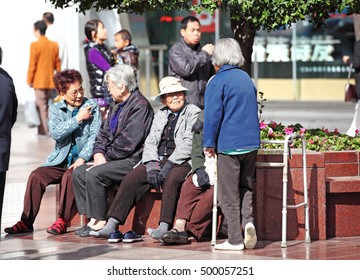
324,151,360,238
61,150,360,241
107,184,162,234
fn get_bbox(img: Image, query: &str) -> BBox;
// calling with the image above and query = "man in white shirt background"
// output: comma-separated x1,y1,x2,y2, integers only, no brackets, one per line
43,12,68,70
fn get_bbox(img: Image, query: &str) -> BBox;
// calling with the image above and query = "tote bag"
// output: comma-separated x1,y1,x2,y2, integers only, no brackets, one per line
345,63,358,102
24,87,40,128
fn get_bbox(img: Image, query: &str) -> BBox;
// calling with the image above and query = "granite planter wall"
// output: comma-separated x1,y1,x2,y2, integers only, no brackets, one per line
254,149,326,241
324,151,360,238
255,150,360,241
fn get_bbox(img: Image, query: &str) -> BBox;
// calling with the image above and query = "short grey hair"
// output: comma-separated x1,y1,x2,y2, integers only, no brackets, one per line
105,64,137,92
212,38,245,67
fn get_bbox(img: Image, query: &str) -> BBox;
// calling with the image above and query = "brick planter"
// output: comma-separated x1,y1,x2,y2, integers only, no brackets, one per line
324,151,360,238
254,149,326,241
255,150,360,241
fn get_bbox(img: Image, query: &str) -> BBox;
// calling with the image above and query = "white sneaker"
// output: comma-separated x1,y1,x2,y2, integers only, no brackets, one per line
214,240,244,251
244,222,257,249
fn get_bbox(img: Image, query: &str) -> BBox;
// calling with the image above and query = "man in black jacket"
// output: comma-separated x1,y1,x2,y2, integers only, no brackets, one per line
168,16,214,109
0,46,18,229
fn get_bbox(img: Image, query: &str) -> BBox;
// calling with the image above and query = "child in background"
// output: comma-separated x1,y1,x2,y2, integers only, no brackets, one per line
112,29,139,80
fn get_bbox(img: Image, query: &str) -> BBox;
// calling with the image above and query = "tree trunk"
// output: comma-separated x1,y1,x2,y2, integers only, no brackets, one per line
230,13,256,77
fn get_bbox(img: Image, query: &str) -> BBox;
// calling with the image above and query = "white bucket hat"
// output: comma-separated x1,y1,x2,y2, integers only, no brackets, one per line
155,76,190,102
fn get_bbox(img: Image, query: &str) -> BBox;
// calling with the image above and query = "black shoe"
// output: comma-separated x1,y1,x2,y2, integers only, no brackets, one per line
74,225,92,235
162,229,189,245
4,221,33,234
108,231,124,243
123,230,143,243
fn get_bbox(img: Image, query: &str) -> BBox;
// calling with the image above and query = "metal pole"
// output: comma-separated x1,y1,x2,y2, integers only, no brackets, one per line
215,9,220,41
292,22,298,100
145,48,151,99
253,46,259,89
159,49,164,80
281,135,290,248
211,155,218,246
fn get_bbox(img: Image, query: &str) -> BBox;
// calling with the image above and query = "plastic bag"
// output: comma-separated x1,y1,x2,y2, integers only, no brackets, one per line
24,87,40,128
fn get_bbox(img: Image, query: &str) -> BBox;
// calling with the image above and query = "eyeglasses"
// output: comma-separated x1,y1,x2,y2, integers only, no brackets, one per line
106,82,117,91
67,87,85,97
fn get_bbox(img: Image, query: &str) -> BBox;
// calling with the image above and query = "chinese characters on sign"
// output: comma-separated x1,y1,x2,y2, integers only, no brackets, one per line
253,35,340,63
252,34,352,78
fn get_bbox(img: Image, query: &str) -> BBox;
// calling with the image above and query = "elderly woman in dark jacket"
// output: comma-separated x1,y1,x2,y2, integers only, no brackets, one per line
5,69,101,235
91,76,200,242
72,64,154,237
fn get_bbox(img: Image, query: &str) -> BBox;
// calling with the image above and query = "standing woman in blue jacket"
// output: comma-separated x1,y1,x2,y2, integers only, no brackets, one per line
203,38,260,251
4,69,101,235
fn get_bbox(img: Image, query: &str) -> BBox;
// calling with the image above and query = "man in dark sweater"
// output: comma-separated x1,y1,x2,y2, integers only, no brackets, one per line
168,16,214,109
0,46,18,230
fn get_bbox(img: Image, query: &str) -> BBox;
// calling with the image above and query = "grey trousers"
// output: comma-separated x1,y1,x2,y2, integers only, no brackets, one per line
35,89,51,135
72,158,135,220
217,150,257,245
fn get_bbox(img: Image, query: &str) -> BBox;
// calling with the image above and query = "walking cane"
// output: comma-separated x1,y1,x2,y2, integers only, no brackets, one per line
211,155,218,246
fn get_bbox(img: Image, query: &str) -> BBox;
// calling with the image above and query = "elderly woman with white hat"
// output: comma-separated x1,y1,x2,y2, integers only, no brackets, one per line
91,76,201,243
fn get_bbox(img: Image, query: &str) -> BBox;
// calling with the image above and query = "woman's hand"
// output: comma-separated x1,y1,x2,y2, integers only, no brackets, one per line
343,55,350,64
76,105,93,123
203,147,216,158
86,153,107,171
69,158,85,170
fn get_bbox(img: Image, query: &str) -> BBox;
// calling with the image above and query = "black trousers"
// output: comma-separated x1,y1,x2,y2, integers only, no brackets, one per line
0,172,6,230
107,161,191,226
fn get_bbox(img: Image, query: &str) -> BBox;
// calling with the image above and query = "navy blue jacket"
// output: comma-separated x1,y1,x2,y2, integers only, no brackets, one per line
203,65,260,152
0,68,17,172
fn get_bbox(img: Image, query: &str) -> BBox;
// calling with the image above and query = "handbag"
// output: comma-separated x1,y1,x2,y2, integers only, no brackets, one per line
24,87,41,128
345,63,358,102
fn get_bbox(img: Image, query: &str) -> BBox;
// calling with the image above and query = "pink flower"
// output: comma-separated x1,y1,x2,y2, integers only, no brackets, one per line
333,128,339,135
284,127,294,135
300,128,306,134
356,129,359,135
260,121,268,129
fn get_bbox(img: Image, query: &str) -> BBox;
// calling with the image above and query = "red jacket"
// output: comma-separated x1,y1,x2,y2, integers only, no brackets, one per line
27,36,60,89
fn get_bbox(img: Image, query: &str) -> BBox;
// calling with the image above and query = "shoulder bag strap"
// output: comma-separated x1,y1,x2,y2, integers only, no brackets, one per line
348,63,353,82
